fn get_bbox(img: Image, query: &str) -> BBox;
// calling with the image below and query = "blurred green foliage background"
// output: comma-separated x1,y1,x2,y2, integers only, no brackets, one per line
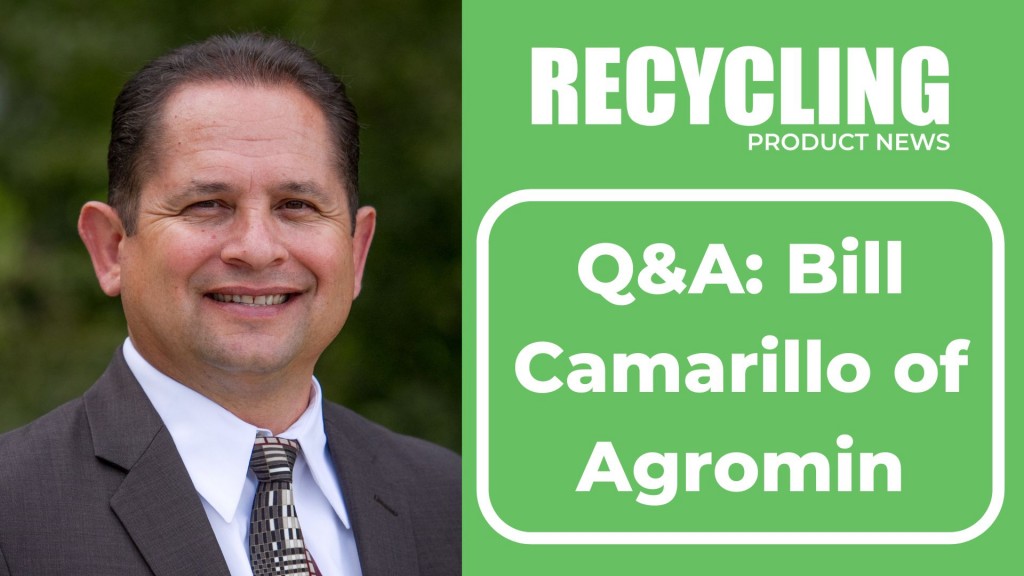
0,0,461,450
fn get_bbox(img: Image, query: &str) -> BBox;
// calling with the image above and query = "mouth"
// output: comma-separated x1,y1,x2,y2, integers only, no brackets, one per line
208,293,292,306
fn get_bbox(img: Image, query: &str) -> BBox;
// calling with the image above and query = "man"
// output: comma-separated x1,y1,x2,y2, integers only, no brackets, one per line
0,33,460,576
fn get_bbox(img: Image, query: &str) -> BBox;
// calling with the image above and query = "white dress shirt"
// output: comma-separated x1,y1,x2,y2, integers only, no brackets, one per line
123,338,363,576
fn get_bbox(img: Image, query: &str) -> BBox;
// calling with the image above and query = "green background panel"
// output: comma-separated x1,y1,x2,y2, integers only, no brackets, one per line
464,0,1018,573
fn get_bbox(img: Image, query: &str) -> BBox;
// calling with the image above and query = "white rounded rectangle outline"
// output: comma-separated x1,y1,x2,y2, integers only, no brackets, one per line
475,189,1004,545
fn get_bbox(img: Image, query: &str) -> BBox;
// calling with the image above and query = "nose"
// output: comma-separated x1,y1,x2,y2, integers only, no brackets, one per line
220,206,289,269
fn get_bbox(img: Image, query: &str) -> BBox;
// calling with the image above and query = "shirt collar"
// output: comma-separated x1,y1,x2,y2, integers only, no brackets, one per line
122,338,350,528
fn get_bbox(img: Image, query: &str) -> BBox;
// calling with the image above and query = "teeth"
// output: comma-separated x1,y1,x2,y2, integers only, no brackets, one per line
212,293,289,306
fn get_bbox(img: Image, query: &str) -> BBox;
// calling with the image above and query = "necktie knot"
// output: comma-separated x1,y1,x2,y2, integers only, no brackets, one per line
249,436,300,483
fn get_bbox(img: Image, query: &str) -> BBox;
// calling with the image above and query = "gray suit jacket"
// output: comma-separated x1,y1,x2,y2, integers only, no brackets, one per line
0,350,461,575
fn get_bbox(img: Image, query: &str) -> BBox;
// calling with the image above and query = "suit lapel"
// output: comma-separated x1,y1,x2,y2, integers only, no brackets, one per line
324,406,421,576
85,350,231,576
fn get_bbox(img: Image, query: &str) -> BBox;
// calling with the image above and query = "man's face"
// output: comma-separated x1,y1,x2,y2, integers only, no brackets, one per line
111,82,374,383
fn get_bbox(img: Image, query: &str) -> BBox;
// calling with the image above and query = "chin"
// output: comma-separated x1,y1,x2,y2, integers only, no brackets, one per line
198,343,299,377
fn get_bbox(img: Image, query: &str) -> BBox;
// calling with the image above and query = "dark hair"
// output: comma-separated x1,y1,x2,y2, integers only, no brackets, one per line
108,33,360,235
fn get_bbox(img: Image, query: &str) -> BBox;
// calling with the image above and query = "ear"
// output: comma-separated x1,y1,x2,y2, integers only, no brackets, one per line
351,205,377,298
78,201,126,297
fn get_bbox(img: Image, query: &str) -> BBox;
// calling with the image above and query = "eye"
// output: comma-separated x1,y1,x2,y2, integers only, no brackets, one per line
183,199,224,212
281,199,314,211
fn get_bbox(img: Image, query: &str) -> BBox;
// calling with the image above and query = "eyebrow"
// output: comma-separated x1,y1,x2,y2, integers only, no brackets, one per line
164,180,232,205
169,179,336,205
273,181,335,205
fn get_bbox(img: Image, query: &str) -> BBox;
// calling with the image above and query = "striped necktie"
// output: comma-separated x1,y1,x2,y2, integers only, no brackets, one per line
248,436,321,575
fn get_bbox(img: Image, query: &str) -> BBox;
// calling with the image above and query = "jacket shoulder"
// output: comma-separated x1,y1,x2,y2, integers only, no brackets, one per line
322,400,460,482
0,397,92,474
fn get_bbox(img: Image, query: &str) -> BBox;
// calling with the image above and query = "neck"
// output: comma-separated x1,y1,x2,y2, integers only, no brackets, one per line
134,344,316,434
187,375,314,435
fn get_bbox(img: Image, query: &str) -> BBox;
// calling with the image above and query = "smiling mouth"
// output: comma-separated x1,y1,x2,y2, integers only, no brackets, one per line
209,293,291,306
